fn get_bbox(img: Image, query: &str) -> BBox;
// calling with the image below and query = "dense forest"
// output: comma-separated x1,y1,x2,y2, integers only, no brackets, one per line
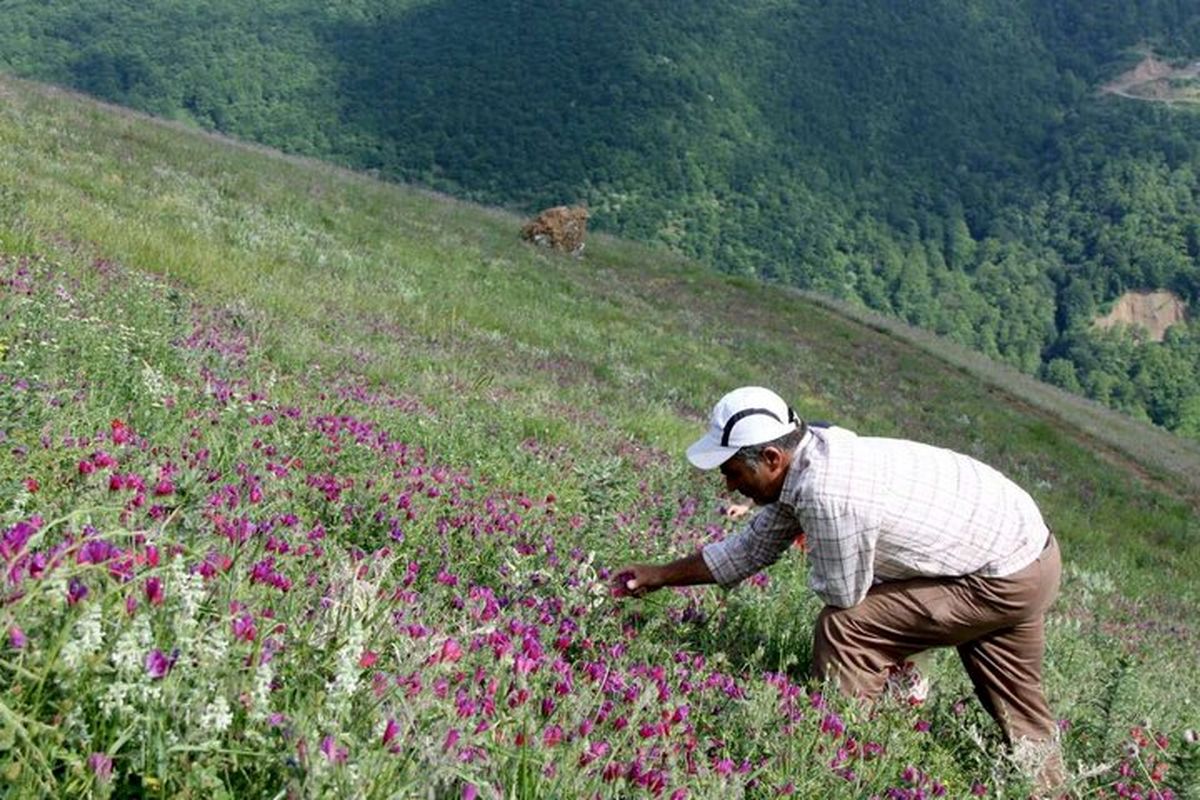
3,0,1200,437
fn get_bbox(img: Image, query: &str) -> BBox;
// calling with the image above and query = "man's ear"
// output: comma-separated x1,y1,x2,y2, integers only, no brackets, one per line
762,445,794,474
762,446,786,469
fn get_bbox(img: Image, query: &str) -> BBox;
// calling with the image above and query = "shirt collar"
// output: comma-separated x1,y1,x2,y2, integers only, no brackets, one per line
778,426,818,500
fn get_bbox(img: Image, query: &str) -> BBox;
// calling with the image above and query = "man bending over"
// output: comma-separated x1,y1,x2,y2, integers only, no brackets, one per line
615,386,1063,793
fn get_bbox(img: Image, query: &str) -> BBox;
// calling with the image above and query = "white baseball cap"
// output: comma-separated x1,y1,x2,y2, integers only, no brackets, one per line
686,386,800,470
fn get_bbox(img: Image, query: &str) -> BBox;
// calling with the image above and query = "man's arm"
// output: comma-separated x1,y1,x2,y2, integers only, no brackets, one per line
614,503,801,598
613,551,715,598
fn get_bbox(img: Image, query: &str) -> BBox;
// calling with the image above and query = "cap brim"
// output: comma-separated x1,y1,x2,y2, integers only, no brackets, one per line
686,433,738,470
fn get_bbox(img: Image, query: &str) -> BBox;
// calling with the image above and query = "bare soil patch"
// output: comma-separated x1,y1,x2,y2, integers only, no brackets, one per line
1100,54,1200,103
1094,290,1189,342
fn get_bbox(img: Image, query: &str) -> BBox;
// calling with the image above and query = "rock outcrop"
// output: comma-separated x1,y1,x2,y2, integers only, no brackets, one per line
521,205,589,255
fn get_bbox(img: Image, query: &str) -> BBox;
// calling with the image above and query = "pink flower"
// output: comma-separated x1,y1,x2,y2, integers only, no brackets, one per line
145,648,176,680
382,718,400,747
320,735,348,765
433,638,463,664
153,479,175,496
88,752,113,782
111,419,132,445
462,784,478,800
144,577,164,606
638,722,662,739
78,459,96,475
821,712,845,738
67,578,89,606
359,650,379,668
232,614,257,642
578,739,609,766
542,724,564,746
8,626,27,650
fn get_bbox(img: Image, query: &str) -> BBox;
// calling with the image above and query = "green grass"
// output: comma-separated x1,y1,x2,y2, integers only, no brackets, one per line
1,74,1198,798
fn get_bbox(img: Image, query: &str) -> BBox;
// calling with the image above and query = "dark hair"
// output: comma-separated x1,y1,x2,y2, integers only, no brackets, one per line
733,425,806,467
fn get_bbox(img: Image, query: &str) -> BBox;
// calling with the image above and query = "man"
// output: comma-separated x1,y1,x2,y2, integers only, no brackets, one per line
615,386,1063,792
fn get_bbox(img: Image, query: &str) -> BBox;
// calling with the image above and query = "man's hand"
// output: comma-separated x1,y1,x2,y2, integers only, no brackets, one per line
610,553,715,598
610,564,661,598
723,502,753,520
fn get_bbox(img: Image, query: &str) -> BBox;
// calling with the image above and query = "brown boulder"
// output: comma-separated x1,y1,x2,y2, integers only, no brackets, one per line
521,205,589,255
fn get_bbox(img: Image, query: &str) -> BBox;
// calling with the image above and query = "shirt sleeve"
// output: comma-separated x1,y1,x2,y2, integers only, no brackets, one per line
801,499,881,608
701,503,801,589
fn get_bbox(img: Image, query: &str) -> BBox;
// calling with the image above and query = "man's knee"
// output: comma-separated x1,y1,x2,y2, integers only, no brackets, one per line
813,605,850,654
811,606,862,676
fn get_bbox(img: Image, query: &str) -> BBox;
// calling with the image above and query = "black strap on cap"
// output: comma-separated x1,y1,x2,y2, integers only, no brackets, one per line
720,406,800,447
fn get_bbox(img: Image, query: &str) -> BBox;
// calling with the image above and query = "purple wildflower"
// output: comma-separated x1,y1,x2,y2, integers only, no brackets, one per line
382,718,400,747
145,648,176,679
67,577,89,605
78,538,120,565
821,712,846,738
1,518,42,562
232,613,257,642
8,626,27,649
88,752,114,782
144,577,164,605
320,734,348,765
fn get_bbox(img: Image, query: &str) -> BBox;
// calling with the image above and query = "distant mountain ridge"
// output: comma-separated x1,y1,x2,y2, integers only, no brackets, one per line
4,0,1200,437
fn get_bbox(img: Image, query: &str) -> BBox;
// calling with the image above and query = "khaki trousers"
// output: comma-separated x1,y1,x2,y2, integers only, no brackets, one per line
812,535,1063,787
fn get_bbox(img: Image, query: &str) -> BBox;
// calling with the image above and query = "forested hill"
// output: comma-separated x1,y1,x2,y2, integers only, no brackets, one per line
3,0,1200,437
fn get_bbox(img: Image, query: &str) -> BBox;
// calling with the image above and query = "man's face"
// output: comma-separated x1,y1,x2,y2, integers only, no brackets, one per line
719,449,789,506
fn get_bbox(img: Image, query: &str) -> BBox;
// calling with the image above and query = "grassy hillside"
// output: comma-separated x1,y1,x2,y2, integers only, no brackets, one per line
1,76,1198,798
5,0,1200,438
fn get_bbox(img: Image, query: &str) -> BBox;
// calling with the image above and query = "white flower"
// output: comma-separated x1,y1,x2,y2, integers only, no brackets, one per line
140,360,171,406
61,605,105,670
173,558,206,641
63,706,91,746
111,616,152,676
199,695,234,735
250,660,274,721
196,624,229,669
327,618,365,714
100,682,134,718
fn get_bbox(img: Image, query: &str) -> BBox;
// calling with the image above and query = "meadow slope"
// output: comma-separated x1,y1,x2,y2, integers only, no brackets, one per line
1,76,1198,798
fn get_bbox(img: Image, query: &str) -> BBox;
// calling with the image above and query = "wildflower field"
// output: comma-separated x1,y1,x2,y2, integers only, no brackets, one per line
1,76,1198,799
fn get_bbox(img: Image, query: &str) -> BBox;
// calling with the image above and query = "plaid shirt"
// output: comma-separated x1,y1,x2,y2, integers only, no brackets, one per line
701,426,1050,608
